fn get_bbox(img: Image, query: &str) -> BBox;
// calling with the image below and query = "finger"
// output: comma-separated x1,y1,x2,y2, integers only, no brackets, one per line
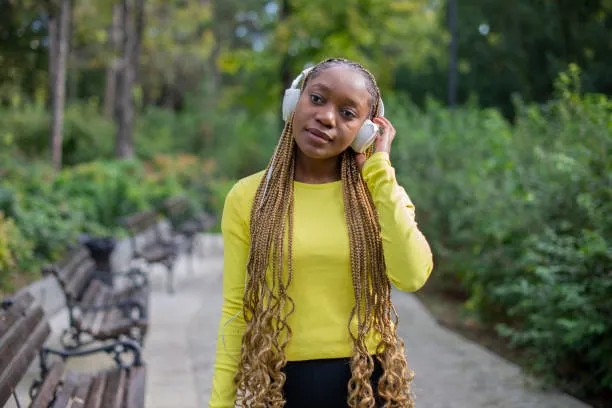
371,118,395,153
374,117,395,142
376,117,395,134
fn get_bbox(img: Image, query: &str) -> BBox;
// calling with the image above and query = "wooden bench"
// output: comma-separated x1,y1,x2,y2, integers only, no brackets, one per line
0,291,145,408
160,196,218,273
120,210,180,293
44,246,149,350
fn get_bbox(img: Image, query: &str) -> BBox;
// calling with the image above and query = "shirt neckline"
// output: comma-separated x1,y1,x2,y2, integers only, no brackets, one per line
293,179,342,190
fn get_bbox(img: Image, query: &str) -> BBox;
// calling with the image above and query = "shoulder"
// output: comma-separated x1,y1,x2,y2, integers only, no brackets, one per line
226,170,265,205
222,170,266,220
221,170,265,233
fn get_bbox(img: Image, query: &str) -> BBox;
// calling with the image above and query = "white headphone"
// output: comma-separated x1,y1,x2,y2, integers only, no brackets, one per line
281,66,385,153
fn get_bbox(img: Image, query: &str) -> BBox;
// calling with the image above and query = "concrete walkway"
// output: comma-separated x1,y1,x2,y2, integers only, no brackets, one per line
11,234,591,408
176,236,589,408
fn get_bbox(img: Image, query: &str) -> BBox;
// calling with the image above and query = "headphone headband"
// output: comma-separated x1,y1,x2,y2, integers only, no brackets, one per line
287,66,384,117
290,67,314,90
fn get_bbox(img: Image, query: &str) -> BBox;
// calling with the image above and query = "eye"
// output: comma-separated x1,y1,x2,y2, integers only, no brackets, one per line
341,109,357,119
310,94,323,104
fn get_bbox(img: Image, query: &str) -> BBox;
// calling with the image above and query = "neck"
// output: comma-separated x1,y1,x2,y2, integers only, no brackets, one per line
294,150,341,184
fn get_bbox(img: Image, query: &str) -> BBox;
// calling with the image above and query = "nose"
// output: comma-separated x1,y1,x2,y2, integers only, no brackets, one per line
315,104,335,128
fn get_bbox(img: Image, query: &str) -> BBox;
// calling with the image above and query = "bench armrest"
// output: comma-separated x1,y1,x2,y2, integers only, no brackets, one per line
40,339,143,375
115,267,149,287
77,298,147,319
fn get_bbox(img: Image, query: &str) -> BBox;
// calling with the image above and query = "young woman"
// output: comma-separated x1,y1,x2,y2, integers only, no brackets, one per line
209,58,433,408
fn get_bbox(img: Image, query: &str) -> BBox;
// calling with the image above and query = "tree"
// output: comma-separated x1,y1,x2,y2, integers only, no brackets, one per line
115,0,145,158
216,0,445,114
104,3,122,118
447,0,458,107
49,0,72,170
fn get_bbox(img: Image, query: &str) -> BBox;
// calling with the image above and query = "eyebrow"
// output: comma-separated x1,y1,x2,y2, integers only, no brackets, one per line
309,83,362,110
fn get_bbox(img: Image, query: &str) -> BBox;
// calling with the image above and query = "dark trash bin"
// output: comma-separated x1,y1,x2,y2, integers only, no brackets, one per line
79,235,117,287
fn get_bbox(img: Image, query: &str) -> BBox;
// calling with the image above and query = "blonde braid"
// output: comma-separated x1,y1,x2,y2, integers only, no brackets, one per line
235,58,415,408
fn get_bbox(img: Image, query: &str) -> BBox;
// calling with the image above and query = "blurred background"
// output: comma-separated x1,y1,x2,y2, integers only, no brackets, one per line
0,0,610,406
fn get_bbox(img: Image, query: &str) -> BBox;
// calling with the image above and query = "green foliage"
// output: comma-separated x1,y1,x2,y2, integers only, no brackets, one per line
390,67,612,398
0,101,115,165
219,0,444,113
0,151,219,291
491,68,612,395
0,211,35,292
439,0,612,117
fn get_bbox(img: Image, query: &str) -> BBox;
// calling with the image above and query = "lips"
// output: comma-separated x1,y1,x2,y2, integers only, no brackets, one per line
306,127,331,142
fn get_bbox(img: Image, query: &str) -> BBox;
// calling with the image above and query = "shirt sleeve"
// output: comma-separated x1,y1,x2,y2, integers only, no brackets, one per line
209,182,249,408
361,152,433,292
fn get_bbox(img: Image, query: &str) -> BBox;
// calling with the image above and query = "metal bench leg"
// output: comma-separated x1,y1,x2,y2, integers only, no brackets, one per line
12,389,22,408
187,238,196,276
166,262,175,294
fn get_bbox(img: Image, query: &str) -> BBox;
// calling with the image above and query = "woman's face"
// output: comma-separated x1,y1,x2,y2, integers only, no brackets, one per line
292,66,372,160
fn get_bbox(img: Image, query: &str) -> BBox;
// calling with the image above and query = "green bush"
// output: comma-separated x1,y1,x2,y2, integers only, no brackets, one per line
0,211,35,293
0,152,219,289
0,101,115,165
390,66,612,398
492,70,612,395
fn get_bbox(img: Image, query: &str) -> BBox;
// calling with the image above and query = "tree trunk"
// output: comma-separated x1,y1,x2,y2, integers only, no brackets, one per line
50,0,71,170
206,0,221,98
48,10,58,109
104,3,123,118
279,0,292,129
280,0,292,92
66,2,76,102
447,0,458,107
115,0,145,159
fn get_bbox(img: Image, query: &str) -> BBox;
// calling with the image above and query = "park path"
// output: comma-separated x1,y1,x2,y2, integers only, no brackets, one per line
181,236,590,408
11,234,591,408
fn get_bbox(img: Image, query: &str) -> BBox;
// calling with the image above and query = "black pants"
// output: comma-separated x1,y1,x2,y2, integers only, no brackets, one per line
282,357,384,408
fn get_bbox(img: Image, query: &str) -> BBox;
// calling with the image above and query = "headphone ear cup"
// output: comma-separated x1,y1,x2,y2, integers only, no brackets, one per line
282,89,301,121
351,120,378,153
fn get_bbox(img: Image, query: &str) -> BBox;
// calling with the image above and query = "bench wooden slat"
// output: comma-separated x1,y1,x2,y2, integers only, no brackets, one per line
122,210,159,234
1,290,147,408
57,247,90,283
0,304,44,374
51,370,80,408
64,259,96,301
72,372,93,408
0,317,50,406
111,286,132,303
0,308,22,340
100,318,148,340
101,369,127,408
79,288,112,336
80,279,103,306
30,361,66,408
100,298,125,337
84,373,106,408
0,292,34,338
140,244,174,263
126,366,146,408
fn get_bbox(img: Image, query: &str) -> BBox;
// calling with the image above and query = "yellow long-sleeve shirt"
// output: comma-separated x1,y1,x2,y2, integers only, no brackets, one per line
209,152,433,407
